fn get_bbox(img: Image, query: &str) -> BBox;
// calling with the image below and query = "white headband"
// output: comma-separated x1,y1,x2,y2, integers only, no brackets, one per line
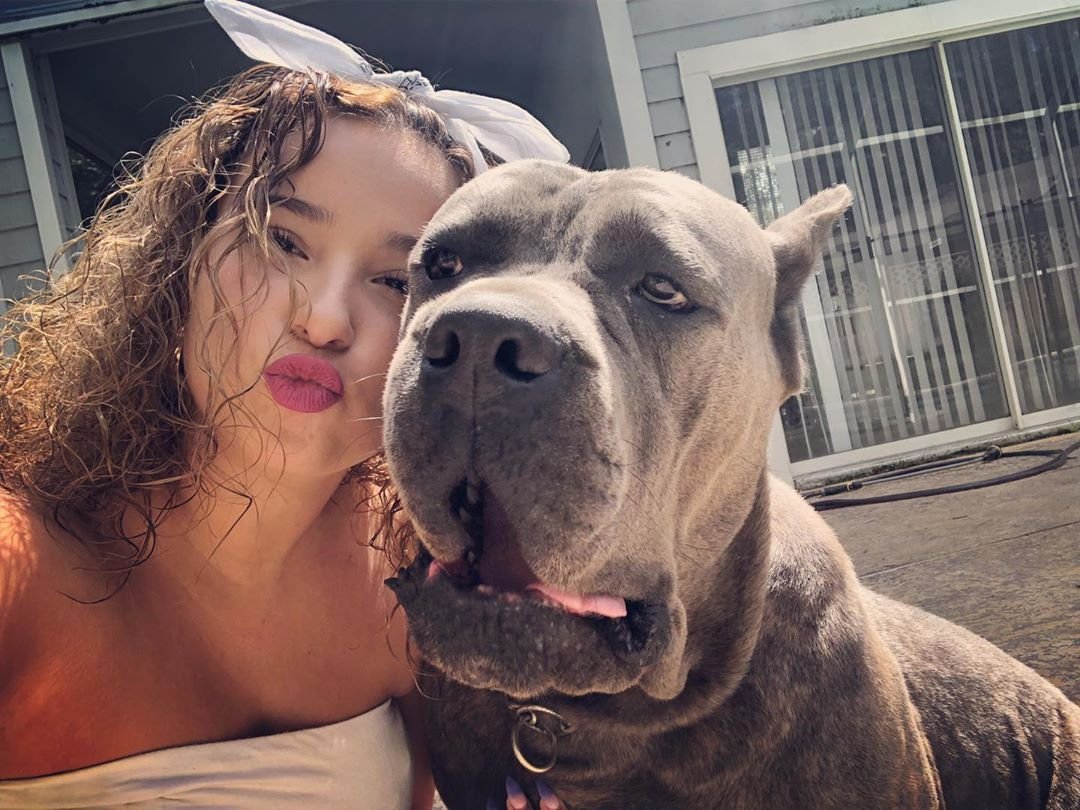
204,0,570,173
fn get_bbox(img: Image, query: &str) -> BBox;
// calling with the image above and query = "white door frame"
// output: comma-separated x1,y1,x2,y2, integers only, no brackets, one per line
677,0,1080,478
596,0,661,169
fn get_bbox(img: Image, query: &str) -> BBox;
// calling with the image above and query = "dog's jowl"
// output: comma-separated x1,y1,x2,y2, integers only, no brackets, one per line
384,161,1080,810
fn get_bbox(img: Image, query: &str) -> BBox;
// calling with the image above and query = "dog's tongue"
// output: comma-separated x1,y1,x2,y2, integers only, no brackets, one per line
474,493,627,619
526,583,627,619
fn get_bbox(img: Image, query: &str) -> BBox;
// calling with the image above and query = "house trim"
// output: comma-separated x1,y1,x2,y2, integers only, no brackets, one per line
676,0,1080,88
1,41,68,273
596,0,660,168
0,0,192,39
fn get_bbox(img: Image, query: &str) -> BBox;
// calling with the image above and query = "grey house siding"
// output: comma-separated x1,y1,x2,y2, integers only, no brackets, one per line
0,58,46,309
628,0,951,180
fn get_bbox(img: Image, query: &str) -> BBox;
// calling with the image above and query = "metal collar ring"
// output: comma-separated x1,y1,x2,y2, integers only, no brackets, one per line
509,704,574,774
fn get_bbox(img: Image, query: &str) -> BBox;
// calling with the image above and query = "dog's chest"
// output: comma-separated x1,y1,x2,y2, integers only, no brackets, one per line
421,675,783,810
424,650,945,810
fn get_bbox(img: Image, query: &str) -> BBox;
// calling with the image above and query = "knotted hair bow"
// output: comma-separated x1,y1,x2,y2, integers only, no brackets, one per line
204,0,570,173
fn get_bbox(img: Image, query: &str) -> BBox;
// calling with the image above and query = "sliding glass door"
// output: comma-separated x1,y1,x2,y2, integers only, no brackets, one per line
718,49,1008,461
713,17,1080,462
946,19,1080,414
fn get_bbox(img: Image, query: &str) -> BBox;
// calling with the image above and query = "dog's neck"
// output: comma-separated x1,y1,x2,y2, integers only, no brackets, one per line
681,472,773,700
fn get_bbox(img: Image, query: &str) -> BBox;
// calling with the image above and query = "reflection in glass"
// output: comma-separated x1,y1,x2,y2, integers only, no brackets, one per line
947,19,1080,413
717,49,1009,461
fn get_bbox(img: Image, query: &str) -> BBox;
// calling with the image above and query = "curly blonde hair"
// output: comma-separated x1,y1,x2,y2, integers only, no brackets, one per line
0,65,468,579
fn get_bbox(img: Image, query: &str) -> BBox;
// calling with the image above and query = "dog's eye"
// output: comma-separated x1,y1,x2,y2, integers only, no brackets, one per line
637,275,693,312
426,249,464,281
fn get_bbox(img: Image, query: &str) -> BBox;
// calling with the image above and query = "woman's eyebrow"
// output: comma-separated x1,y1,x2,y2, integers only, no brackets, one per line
268,194,334,225
385,232,419,252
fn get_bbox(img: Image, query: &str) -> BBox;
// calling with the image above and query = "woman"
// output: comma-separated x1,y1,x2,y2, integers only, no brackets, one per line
0,2,566,807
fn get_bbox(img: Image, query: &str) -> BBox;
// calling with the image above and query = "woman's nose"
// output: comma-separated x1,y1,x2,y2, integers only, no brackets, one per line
290,276,356,351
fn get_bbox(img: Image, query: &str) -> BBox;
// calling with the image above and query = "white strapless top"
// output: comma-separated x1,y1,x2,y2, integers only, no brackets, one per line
0,700,412,809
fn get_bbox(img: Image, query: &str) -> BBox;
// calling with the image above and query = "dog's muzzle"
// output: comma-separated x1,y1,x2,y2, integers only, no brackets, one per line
383,284,675,696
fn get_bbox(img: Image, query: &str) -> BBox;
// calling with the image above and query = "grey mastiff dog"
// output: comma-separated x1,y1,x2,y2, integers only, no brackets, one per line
384,161,1080,809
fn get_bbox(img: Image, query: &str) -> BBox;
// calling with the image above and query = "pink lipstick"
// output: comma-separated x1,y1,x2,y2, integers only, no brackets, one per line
262,354,344,413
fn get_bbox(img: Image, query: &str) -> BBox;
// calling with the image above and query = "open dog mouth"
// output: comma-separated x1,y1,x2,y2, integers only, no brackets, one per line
385,480,668,690
441,480,632,616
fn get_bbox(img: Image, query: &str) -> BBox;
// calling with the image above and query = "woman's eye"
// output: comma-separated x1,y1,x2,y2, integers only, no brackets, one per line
270,227,307,259
637,274,694,312
376,274,409,297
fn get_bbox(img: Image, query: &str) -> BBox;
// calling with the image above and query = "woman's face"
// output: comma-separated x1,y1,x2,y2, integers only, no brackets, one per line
183,116,459,486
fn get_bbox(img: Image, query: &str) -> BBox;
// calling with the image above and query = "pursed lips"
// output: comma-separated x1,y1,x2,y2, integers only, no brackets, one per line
262,353,345,413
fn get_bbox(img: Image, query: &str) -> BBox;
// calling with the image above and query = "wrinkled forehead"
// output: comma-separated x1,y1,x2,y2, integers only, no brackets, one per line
419,162,774,287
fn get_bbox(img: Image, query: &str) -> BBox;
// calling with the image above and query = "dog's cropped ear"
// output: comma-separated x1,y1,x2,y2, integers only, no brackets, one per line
764,185,853,398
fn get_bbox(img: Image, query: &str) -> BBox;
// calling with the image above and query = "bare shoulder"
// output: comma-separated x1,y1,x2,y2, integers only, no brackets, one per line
0,490,55,751
0,487,95,609
0,489,110,775
0,488,50,660
0,488,91,687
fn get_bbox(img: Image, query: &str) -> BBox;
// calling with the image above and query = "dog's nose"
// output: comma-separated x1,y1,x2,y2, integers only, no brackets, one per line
422,310,559,384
